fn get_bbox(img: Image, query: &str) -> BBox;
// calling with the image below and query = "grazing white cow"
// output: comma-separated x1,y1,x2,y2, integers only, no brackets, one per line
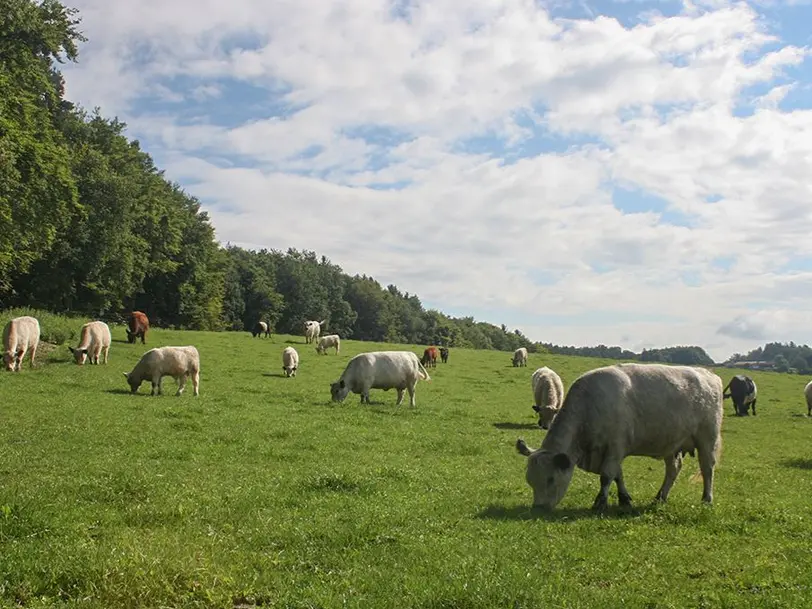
516,362,723,510
282,346,299,377
304,320,325,344
2,316,40,372
512,347,528,367
530,366,565,429
330,351,431,407
316,334,340,355
69,321,111,365
805,380,812,417
123,346,200,396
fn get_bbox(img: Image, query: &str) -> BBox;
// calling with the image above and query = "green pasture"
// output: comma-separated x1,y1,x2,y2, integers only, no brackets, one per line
2,318,812,608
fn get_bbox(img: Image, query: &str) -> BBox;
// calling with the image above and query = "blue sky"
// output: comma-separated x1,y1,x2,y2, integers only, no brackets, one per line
61,0,812,361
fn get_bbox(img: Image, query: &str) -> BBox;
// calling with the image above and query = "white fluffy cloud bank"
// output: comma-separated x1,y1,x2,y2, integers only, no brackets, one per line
60,0,812,361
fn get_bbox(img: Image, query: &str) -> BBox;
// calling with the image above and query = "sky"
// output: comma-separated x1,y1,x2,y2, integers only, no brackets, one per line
58,0,812,362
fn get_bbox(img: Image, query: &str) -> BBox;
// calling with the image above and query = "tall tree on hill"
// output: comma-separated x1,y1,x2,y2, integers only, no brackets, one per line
0,0,84,296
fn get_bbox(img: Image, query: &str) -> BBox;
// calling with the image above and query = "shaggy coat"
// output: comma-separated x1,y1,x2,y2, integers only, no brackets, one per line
330,351,431,407
530,366,565,429
124,346,200,396
516,362,723,511
2,316,40,371
69,321,112,365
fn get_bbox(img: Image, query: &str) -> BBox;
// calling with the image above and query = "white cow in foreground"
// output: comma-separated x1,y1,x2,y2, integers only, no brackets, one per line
316,334,340,355
805,380,812,417
512,347,528,367
69,321,111,365
330,351,431,407
282,346,299,377
530,366,565,429
304,320,325,344
124,346,200,396
2,316,40,371
516,362,723,511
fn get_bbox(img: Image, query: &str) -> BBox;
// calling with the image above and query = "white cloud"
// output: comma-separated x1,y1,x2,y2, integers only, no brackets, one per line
59,0,812,361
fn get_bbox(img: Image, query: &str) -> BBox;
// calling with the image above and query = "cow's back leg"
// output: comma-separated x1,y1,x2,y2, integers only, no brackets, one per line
751,398,757,416
396,388,404,406
654,452,683,502
696,435,720,503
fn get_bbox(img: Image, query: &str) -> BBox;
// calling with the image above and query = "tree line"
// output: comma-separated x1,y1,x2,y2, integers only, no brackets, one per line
1,0,725,366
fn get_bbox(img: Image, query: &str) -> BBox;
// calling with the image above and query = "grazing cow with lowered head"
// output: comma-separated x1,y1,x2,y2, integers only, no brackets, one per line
316,334,340,355
422,346,439,368
304,320,325,344
439,347,449,364
723,374,757,416
512,347,528,367
126,311,149,344
69,321,111,365
330,351,431,407
123,346,200,396
516,362,723,511
252,321,271,338
282,346,299,377
530,366,565,429
3,316,40,372
805,380,812,417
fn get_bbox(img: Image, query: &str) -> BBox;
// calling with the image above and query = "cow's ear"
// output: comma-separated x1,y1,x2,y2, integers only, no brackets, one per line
532,405,540,412
68,346,75,353
552,453,572,470
339,379,345,389
15,349,23,358
123,372,129,379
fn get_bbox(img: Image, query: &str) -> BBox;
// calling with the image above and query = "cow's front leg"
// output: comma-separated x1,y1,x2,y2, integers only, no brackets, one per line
395,388,404,406
592,474,613,511
751,399,757,416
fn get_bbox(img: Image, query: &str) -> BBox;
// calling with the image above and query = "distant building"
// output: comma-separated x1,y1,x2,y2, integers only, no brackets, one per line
722,360,775,371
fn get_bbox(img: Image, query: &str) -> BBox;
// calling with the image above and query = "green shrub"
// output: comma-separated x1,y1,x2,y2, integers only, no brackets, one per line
0,308,86,345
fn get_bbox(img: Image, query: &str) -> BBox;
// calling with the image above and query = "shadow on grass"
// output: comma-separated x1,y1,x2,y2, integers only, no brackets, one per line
476,502,658,522
262,372,289,378
104,388,145,396
780,458,812,470
492,421,539,430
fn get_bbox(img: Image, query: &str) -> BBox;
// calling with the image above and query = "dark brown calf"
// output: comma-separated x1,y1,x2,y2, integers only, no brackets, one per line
126,311,149,344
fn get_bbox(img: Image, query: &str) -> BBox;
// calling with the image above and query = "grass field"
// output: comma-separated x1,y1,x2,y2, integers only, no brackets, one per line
2,325,812,608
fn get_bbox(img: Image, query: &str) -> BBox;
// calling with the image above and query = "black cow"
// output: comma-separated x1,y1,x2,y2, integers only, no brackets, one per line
723,374,758,416
439,347,449,364
252,321,271,338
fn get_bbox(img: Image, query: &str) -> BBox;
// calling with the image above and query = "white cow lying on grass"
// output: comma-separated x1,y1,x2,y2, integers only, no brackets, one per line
330,351,430,407
530,366,565,429
316,334,340,355
282,346,299,377
69,321,111,365
3,315,40,372
516,362,723,511
124,346,201,396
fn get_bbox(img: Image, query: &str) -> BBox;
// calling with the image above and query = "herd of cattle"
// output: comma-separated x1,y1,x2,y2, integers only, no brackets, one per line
4,312,812,511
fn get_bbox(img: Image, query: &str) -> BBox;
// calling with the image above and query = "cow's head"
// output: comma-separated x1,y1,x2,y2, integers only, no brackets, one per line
516,439,574,509
3,350,18,371
532,404,559,430
69,346,89,365
125,330,136,344
330,379,350,402
122,371,141,393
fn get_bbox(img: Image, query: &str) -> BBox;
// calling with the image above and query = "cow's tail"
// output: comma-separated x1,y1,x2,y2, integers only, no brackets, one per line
722,380,731,399
417,359,431,381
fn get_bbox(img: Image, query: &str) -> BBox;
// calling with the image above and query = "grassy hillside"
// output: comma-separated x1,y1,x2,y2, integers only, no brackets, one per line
1,324,811,608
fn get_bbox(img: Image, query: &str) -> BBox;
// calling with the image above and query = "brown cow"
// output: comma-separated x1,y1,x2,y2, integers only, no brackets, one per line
126,311,150,344
421,346,439,368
